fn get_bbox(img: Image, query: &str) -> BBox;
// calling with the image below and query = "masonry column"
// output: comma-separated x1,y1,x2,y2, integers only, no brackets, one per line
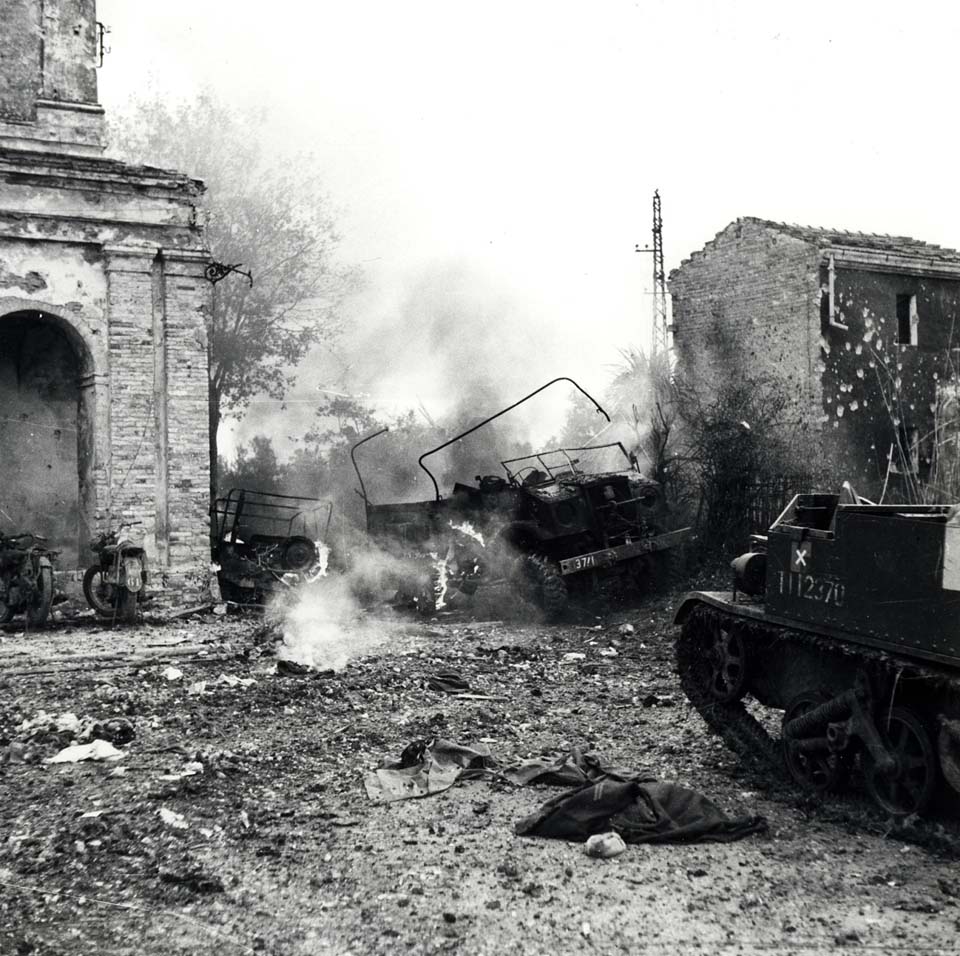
161,249,212,599
103,244,162,558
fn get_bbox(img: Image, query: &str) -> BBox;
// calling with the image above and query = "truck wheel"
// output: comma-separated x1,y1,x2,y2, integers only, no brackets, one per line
26,566,53,627
517,554,568,619
281,536,319,572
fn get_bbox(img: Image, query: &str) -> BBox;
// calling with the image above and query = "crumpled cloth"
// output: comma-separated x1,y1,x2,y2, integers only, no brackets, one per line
427,672,471,694
363,738,496,802
515,776,766,844
502,747,632,787
365,740,766,844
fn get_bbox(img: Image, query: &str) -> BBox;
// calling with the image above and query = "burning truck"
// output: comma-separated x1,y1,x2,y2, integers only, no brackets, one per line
350,377,690,617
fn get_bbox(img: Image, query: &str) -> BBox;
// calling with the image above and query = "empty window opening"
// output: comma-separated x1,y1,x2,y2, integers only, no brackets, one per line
821,254,847,330
888,424,924,476
896,293,918,346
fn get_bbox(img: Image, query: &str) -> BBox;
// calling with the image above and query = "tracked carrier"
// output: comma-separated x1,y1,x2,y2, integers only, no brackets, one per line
675,485,960,817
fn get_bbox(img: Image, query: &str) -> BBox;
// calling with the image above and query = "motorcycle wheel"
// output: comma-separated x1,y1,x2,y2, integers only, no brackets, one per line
117,585,138,623
83,565,119,618
25,566,53,627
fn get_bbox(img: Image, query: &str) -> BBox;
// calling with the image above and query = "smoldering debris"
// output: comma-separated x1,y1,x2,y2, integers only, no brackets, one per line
273,576,388,672
268,543,423,672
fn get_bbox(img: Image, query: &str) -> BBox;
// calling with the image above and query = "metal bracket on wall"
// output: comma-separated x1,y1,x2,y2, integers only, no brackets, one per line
204,262,254,287
96,23,111,68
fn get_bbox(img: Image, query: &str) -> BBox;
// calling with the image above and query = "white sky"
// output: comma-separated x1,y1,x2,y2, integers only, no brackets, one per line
96,0,960,451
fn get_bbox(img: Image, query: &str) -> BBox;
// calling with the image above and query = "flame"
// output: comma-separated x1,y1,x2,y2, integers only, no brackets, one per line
429,551,450,610
449,520,485,547
305,541,330,583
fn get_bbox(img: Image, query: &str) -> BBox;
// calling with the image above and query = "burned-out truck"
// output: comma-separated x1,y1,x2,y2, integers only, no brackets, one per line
351,377,690,617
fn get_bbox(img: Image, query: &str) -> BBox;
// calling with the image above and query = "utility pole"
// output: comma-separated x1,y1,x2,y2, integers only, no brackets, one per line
635,189,671,357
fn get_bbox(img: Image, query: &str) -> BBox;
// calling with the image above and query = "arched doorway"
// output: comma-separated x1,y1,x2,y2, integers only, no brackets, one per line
0,310,94,568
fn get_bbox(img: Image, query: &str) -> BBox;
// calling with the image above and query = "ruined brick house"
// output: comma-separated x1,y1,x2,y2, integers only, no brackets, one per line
0,0,212,597
669,218,960,500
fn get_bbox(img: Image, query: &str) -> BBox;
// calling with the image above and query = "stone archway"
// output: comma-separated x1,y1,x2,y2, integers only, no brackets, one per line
0,308,99,567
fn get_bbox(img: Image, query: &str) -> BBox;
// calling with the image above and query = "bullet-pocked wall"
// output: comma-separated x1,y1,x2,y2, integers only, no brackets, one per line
0,0,213,601
670,218,960,501
820,268,960,493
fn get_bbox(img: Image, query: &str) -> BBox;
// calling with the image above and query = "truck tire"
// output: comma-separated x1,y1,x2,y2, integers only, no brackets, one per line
281,536,319,572
517,554,568,619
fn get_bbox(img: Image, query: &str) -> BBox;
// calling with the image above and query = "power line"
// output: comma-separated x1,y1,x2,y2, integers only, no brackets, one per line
634,189,673,357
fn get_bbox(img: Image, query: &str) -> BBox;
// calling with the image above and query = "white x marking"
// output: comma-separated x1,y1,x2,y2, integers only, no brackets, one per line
794,548,808,568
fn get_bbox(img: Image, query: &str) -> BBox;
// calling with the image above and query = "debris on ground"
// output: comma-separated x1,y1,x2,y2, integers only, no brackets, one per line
364,738,496,802
158,807,189,830
365,740,765,844
48,739,125,763
2,598,958,954
427,671,471,694
516,775,767,844
584,831,627,858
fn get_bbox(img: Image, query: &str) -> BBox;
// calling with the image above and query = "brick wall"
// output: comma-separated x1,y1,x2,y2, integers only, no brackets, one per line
161,252,212,599
669,219,823,442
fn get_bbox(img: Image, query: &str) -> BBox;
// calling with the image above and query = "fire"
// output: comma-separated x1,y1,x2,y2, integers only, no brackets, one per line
428,551,450,610
449,520,485,547
305,540,330,583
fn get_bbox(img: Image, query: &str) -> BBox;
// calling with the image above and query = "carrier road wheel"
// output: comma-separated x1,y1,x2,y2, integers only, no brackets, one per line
707,618,748,703
782,692,850,793
517,554,568,619
864,706,937,817
675,606,782,772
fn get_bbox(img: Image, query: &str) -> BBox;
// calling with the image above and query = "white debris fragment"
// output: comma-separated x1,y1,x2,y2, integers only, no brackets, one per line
161,666,184,682
585,832,627,859
48,739,124,764
159,807,189,830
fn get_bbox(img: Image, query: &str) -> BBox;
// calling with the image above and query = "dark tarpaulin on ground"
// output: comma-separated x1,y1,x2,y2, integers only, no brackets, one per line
514,776,766,844
364,739,766,844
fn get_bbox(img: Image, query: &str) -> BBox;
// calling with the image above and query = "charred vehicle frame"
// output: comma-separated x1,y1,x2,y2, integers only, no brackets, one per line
213,489,332,605
352,377,690,617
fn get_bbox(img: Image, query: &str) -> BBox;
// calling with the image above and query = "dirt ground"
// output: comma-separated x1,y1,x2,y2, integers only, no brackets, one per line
2,590,960,956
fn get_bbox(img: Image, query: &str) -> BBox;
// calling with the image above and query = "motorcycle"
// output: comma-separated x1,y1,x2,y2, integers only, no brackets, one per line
0,531,57,626
83,525,147,623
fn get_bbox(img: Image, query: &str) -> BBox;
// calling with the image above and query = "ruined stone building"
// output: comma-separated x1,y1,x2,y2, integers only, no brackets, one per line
669,218,960,499
0,0,212,597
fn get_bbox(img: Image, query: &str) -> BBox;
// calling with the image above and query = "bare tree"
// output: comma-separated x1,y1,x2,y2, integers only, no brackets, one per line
109,91,356,501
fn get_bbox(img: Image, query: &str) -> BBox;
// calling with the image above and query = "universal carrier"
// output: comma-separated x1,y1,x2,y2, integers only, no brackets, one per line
676,484,960,817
